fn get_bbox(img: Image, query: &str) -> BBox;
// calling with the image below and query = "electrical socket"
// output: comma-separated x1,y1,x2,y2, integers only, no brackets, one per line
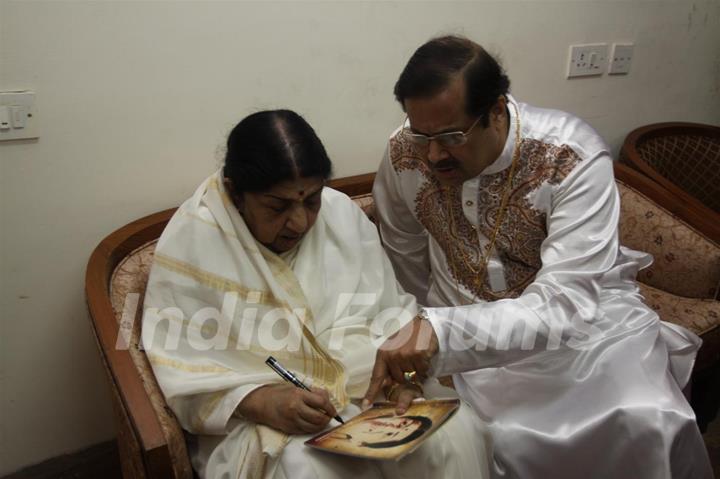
567,43,608,78
609,43,634,75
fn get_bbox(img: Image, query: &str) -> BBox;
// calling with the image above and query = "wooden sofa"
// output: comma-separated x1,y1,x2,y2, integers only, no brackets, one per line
619,122,720,245
85,165,719,478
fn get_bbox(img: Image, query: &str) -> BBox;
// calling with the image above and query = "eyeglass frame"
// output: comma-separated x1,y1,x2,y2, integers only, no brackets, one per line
402,115,484,148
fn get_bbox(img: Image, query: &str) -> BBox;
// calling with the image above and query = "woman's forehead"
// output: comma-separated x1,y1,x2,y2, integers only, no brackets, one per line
262,177,324,199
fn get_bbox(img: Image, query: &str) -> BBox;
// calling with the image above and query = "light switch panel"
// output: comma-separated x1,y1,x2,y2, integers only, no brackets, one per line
0,91,39,141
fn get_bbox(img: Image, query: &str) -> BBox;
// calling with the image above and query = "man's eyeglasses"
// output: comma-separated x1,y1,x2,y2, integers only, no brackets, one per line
403,116,483,148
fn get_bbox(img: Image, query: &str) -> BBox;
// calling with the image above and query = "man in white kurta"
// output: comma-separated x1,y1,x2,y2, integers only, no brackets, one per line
142,171,491,479
370,45,712,476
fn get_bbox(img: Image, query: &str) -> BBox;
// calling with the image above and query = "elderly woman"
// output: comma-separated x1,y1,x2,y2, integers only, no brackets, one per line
141,110,490,479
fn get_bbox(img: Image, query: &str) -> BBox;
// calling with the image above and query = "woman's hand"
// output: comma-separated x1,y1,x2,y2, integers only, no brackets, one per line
237,384,338,435
387,383,424,415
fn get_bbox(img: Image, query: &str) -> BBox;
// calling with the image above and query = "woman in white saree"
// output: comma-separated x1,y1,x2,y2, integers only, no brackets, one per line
141,110,490,479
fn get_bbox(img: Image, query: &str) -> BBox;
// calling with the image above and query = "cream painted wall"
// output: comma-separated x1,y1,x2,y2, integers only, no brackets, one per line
1,0,718,474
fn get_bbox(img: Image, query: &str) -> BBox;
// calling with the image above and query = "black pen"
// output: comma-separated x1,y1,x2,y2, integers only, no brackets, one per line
265,356,345,424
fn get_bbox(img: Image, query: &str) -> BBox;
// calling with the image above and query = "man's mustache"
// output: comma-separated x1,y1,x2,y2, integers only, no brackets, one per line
430,159,460,170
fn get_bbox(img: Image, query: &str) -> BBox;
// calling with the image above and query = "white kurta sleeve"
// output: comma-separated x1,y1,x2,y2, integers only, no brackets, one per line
313,197,418,399
373,146,432,304
425,154,635,376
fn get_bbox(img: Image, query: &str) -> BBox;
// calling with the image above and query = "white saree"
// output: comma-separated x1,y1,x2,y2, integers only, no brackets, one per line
373,96,713,478
141,171,491,479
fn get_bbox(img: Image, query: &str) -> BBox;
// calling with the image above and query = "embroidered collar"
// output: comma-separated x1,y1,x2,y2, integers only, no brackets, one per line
476,94,520,177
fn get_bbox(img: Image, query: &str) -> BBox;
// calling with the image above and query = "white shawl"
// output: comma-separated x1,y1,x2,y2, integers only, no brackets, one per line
142,170,416,477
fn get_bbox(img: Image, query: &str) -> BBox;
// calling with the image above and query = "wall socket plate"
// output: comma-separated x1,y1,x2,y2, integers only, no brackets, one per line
567,43,608,78
0,91,39,142
609,43,634,75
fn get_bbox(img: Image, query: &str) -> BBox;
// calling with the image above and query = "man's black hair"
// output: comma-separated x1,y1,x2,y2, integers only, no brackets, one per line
394,35,510,127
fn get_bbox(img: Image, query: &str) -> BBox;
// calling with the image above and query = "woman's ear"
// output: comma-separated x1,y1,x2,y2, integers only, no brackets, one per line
223,177,244,212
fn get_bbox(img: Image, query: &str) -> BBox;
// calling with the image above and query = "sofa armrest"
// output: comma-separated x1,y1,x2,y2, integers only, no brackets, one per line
615,163,720,299
86,209,181,478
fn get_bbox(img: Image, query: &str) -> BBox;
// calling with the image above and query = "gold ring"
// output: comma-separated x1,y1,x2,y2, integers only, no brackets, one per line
402,371,424,396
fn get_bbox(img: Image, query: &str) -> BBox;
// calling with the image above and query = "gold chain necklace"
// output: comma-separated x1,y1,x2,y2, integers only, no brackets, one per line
446,101,521,302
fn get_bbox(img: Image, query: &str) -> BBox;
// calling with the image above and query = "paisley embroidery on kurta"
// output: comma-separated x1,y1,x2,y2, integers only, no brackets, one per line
390,134,583,300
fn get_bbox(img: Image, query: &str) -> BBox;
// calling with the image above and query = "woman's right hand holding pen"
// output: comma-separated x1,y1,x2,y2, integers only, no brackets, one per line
237,384,339,434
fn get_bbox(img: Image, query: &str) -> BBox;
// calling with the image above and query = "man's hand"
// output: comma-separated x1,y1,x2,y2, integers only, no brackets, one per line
388,383,424,415
238,384,338,434
362,314,439,408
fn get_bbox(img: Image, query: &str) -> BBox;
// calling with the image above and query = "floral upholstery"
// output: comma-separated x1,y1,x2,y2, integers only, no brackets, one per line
617,179,720,372
638,282,720,370
353,193,376,224
111,242,155,315
617,182,720,299
638,282,719,337
110,241,194,479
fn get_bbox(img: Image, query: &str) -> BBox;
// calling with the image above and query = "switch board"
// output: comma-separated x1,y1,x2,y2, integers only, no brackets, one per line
609,43,634,75
567,43,608,78
0,91,38,142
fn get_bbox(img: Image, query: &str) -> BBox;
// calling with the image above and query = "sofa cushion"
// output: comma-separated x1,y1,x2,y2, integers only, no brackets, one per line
617,181,720,299
110,240,194,479
638,282,720,371
353,193,376,224
638,282,720,337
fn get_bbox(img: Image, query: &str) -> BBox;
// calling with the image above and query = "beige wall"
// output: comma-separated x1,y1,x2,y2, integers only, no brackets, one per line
1,0,718,474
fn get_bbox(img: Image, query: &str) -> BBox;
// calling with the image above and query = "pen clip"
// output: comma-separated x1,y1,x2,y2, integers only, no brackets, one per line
266,356,304,387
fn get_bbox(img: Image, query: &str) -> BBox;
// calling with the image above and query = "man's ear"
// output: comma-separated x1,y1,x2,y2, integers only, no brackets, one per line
488,95,508,133
491,95,507,121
